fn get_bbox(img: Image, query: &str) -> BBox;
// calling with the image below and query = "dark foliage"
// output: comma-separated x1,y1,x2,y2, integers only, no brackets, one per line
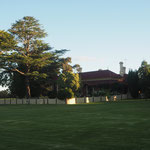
57,88,74,100
127,70,139,98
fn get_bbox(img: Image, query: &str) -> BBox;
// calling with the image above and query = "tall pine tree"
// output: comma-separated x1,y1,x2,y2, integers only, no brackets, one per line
0,16,55,98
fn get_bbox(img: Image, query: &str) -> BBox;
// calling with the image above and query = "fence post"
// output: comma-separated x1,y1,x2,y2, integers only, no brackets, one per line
93,96,94,102
36,98,37,104
75,97,77,104
100,96,101,102
10,98,11,104
22,98,23,104
84,96,86,103
4,98,6,105
56,98,57,104
16,98,17,104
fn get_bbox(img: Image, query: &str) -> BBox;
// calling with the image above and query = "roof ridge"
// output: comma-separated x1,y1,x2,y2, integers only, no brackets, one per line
80,69,110,74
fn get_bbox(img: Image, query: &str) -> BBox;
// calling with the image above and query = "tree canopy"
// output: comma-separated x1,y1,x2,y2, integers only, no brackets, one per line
138,61,150,98
0,16,82,99
57,57,81,99
0,16,67,98
127,70,139,98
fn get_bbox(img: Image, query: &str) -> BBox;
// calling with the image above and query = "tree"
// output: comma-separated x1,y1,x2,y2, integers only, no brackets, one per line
73,64,82,73
60,57,73,72
127,70,139,98
57,88,74,100
60,57,82,73
0,30,17,88
0,16,55,98
57,72,80,99
138,61,150,98
8,49,67,98
58,71,80,94
57,57,81,99
9,70,26,98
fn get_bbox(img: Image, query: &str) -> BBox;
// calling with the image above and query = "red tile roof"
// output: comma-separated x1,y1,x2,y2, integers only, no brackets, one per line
80,70,122,80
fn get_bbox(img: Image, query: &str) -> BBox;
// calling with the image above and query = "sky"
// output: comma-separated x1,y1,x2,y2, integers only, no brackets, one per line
0,0,150,90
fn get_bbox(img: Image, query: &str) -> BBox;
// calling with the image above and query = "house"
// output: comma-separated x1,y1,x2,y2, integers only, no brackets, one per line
79,62,128,96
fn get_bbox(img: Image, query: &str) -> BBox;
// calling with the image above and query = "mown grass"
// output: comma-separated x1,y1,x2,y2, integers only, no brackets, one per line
0,100,150,150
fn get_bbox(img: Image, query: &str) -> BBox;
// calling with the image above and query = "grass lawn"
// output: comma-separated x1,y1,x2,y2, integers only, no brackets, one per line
0,100,150,150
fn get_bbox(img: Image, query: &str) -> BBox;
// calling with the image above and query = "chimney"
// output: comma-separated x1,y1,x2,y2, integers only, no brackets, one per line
119,62,126,76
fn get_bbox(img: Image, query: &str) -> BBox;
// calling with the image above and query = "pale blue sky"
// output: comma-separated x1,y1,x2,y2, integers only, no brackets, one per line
0,0,150,90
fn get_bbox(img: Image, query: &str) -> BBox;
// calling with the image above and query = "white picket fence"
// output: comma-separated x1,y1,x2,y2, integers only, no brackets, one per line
0,94,131,105
0,98,66,105
67,94,130,104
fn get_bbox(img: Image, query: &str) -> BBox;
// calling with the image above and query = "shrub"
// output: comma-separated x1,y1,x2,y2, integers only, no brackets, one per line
0,90,11,98
57,88,74,100
48,91,57,98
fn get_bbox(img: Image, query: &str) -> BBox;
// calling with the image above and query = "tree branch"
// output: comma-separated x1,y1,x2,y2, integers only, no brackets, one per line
12,68,25,75
1,66,25,76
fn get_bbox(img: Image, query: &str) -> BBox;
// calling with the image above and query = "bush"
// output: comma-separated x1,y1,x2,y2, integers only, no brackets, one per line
57,88,74,100
0,90,11,98
48,91,57,98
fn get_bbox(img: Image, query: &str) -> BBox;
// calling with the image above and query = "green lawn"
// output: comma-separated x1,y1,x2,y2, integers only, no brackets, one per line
0,100,150,150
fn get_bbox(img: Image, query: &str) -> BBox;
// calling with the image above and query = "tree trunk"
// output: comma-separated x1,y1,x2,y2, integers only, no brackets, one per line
25,76,31,99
